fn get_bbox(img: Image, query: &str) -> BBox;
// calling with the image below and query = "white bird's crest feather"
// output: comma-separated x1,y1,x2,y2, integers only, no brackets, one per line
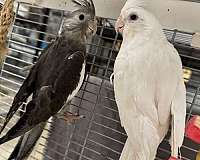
122,0,149,12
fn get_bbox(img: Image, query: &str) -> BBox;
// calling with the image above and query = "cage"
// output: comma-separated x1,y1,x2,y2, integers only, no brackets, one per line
0,0,200,160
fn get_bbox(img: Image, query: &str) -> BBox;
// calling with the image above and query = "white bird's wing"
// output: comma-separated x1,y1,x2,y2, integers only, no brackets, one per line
171,79,186,157
155,43,186,157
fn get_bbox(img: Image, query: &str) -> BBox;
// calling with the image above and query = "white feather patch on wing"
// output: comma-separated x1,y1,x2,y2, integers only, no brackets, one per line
67,62,86,102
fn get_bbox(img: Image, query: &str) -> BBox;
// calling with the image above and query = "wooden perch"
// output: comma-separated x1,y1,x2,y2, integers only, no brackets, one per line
0,0,14,63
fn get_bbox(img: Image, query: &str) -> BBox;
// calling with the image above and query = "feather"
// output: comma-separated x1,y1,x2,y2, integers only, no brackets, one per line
121,0,148,12
72,0,95,16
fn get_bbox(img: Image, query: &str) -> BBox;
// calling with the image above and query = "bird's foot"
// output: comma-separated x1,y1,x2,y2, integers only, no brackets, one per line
56,112,85,123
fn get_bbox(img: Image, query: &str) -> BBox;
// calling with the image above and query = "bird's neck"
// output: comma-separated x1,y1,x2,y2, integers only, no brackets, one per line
122,31,150,48
61,29,86,42
122,26,166,48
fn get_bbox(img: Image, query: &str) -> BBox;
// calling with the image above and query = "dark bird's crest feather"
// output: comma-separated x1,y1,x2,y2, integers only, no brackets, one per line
72,0,95,17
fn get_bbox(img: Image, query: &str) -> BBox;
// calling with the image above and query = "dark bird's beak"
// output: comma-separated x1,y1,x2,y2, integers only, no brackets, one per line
88,19,97,35
87,0,97,35
72,0,96,16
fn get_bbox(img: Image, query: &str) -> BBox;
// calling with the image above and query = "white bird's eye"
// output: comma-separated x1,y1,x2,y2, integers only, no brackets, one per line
129,14,138,21
79,14,85,21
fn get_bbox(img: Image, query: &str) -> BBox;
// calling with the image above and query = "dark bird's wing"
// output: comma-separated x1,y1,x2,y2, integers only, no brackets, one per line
0,48,85,145
8,122,46,160
0,42,53,134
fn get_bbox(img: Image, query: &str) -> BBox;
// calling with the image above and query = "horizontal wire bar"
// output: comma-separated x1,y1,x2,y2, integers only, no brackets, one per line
86,138,121,155
6,55,33,65
95,112,121,124
68,149,93,160
69,140,114,160
39,142,65,157
92,121,126,136
9,48,38,58
0,99,12,107
89,129,124,145
18,9,51,18
15,17,49,27
3,62,24,71
11,32,51,44
0,92,14,100
180,53,200,61
0,84,18,94
2,70,26,80
99,104,118,113
9,40,44,51
13,25,57,37
0,77,22,86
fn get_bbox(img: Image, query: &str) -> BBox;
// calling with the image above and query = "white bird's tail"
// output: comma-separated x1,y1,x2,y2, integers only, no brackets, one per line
120,139,147,160
120,117,162,160
120,139,134,160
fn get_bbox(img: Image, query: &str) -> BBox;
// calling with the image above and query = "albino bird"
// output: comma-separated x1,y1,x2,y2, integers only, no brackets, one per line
113,0,186,159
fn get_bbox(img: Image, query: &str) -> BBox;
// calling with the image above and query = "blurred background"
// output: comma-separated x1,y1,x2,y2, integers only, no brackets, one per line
0,0,200,159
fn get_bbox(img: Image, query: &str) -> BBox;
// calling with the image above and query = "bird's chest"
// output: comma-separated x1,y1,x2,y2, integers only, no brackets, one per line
67,62,86,102
114,51,129,81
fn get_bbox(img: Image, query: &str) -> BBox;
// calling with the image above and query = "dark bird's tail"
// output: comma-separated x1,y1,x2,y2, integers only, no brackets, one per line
0,134,9,145
0,121,32,145
0,61,38,134
0,92,53,145
0,100,38,145
0,102,23,134
8,122,46,160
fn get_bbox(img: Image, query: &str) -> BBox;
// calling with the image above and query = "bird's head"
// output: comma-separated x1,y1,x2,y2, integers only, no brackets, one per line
62,0,97,38
115,0,164,42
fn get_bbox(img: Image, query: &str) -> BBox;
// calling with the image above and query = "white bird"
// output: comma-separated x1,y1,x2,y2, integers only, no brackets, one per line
113,0,186,159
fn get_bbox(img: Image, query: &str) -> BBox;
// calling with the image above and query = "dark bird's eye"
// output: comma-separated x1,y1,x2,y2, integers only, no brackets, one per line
130,14,138,21
79,14,85,21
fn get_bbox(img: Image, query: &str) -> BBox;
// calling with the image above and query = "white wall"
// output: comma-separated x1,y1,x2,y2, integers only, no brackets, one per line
15,0,200,33
94,0,200,33
147,0,200,33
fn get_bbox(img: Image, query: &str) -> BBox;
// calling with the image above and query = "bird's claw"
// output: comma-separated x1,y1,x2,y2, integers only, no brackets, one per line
56,111,85,123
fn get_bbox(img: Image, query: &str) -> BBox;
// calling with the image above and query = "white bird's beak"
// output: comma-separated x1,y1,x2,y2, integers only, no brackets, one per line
115,15,125,33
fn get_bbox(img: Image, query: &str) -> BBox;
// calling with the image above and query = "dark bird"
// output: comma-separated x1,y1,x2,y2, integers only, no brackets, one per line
0,0,97,159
